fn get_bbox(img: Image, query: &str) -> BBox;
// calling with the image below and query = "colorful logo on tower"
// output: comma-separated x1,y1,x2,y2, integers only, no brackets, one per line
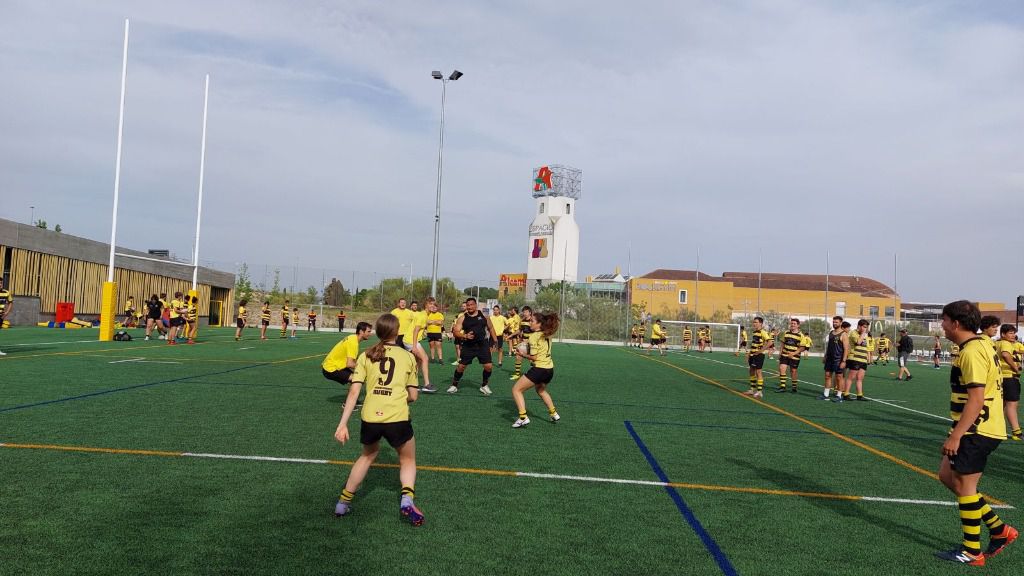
531,238,548,259
533,166,553,192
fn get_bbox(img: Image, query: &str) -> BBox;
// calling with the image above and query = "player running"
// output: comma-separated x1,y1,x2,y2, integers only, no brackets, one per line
449,297,499,396
511,312,562,428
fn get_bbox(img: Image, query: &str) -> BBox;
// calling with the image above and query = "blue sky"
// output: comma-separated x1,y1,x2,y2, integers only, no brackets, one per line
1,1,1022,303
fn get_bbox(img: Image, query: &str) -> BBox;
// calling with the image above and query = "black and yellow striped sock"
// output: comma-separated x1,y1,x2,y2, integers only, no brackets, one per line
749,375,756,389
1013,428,1022,438
548,405,557,415
779,374,788,389
958,494,983,555
519,410,528,419
756,378,764,392
513,357,522,377
978,495,1005,536
401,486,415,500
340,488,355,503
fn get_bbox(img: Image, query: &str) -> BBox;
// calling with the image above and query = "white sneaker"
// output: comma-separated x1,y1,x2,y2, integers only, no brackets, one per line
480,385,492,396
446,385,458,394
512,417,530,428
753,391,763,398
159,335,166,340
550,412,560,422
144,336,150,341
0,350,6,356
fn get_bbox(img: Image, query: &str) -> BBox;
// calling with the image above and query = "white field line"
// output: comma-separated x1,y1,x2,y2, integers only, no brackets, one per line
3,442,1011,509
238,347,254,350
673,351,952,422
12,339,98,346
108,358,146,364
108,358,181,365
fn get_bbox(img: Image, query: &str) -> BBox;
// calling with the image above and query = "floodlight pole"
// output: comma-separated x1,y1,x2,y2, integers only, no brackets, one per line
191,74,210,290
430,70,462,299
107,18,130,283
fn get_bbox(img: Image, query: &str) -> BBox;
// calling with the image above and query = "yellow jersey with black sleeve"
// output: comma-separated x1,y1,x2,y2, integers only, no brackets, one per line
390,307,415,337
169,299,184,319
527,331,554,369
949,337,1005,440
848,332,869,363
187,301,198,321
490,314,507,337
237,305,246,321
426,311,444,334
0,288,13,312
651,323,666,340
996,339,1020,378
282,307,291,322
781,330,803,357
749,329,770,356
354,345,419,424
322,334,360,372
800,333,812,352
682,328,692,340
413,310,428,340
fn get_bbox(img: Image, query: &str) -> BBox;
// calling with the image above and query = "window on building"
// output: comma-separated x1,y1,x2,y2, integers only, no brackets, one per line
859,305,864,316
885,306,895,318
566,203,571,214
678,290,688,304
835,301,846,316
869,306,879,317
539,203,545,214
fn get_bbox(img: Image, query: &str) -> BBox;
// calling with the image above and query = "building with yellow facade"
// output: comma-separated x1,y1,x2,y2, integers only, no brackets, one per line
630,269,899,322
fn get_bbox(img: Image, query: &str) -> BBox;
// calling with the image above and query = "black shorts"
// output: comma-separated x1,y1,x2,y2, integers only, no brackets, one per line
1003,377,1021,402
494,336,504,348
651,338,665,345
949,434,1001,475
779,356,800,369
933,350,941,359
236,318,245,329
427,333,442,342
847,360,868,372
459,345,492,365
261,319,270,326
148,312,161,321
360,420,414,448
282,319,290,326
748,354,765,369
322,367,353,385
739,341,748,347
824,357,842,373
525,366,554,385
169,317,185,327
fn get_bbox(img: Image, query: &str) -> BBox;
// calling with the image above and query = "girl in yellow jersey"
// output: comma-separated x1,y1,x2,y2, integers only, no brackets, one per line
334,314,423,526
234,299,248,341
511,312,561,428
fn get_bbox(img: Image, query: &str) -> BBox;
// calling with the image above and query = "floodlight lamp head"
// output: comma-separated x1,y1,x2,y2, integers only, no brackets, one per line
431,71,443,79
449,70,463,81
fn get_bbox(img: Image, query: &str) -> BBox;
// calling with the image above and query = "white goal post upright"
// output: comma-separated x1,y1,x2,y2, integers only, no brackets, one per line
660,320,742,352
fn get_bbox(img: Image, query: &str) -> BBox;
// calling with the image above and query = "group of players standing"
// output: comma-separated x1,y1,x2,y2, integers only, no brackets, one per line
232,299,321,341
130,292,201,344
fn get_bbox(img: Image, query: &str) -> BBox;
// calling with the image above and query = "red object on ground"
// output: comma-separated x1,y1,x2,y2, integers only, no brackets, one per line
55,302,75,324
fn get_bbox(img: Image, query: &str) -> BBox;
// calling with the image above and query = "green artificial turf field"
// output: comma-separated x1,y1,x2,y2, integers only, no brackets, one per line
1,326,1020,575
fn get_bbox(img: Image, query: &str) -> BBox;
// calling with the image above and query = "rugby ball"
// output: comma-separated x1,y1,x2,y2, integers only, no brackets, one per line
517,342,529,355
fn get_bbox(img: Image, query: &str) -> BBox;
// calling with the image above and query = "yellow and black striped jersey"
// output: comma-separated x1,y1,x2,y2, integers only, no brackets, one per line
260,306,271,321
996,339,1021,378
848,332,870,363
781,330,803,357
950,337,1005,440
749,329,770,355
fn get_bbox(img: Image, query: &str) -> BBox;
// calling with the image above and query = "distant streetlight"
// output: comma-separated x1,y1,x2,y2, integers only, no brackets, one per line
429,69,463,298
30,206,35,225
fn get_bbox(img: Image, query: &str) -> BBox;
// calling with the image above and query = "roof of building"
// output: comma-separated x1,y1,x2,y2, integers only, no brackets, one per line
637,269,896,297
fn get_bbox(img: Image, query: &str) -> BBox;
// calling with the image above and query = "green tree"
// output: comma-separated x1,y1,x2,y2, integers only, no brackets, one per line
323,278,349,307
35,219,47,229
269,269,282,302
462,285,498,300
54,224,62,233
235,263,255,302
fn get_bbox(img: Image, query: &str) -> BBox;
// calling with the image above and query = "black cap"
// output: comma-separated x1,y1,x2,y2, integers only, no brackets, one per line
899,328,907,332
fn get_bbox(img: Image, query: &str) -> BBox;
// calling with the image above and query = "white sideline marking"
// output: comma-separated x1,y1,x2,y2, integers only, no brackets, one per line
108,358,181,365
183,452,329,465
12,339,97,346
518,471,669,487
238,347,254,350
860,496,1013,509
108,358,146,364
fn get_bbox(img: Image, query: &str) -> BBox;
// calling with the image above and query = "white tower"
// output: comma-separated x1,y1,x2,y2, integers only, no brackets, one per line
526,165,581,300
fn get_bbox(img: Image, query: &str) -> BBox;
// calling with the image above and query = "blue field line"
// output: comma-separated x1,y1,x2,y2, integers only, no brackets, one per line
625,420,738,576
0,364,268,414
633,420,937,442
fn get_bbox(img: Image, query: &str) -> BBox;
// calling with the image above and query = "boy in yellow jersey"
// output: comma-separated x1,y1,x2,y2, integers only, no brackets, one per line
406,301,433,393
259,301,271,340
186,295,199,344
511,312,562,428
648,319,666,356
774,318,806,394
682,326,692,351
736,326,748,356
743,317,770,398
308,308,318,332
935,301,1015,566
333,314,424,526
876,333,892,365
166,292,186,345
290,307,299,338
235,299,248,341
996,325,1022,441
506,308,522,356
838,320,870,402
390,298,415,348
322,322,373,385
507,307,527,379
280,300,291,338
425,299,445,365
489,304,507,367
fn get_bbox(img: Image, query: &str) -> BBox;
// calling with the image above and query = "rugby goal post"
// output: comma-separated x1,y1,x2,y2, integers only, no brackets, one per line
660,320,742,352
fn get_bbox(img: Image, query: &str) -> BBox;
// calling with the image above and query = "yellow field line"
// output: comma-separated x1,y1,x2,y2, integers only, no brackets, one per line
270,353,324,364
630,351,1008,506
1,442,182,457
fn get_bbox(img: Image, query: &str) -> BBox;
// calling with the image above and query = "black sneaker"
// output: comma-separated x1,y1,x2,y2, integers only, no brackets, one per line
856,395,868,401
934,548,984,566
773,387,788,393
791,387,798,394
906,375,913,381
